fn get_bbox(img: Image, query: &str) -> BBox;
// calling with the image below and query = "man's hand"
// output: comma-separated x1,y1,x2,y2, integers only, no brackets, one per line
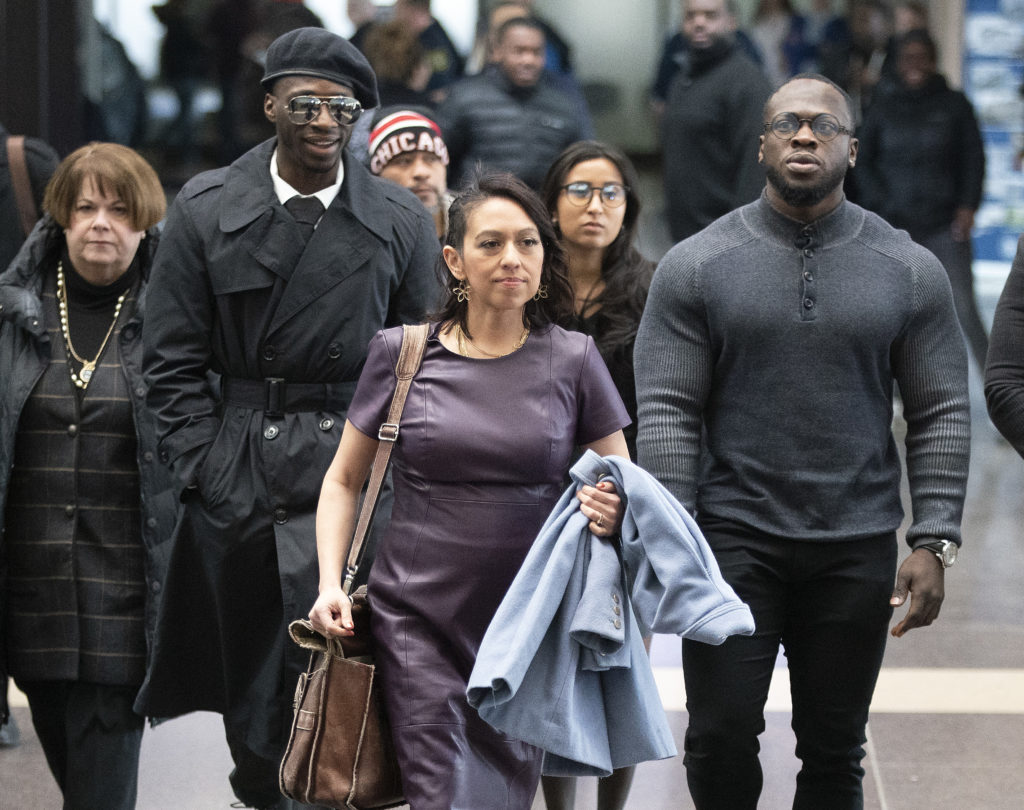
890,548,945,638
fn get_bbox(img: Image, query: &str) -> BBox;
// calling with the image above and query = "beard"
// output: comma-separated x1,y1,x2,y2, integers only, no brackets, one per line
764,161,847,209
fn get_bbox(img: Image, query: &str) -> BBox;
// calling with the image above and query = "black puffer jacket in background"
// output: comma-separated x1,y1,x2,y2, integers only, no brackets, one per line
854,74,985,241
438,66,589,190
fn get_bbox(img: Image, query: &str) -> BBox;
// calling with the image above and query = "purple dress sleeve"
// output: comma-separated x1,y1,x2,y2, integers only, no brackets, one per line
346,327,403,439
574,333,631,446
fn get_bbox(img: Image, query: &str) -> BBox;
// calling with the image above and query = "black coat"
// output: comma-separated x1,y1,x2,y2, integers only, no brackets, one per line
0,216,175,719
855,74,985,240
135,140,440,757
660,41,771,242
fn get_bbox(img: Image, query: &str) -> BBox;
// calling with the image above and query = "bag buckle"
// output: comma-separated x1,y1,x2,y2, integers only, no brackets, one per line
342,565,358,594
378,422,399,442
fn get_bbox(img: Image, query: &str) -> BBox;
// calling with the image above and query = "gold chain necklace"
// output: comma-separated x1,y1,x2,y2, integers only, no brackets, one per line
454,323,530,358
56,261,127,389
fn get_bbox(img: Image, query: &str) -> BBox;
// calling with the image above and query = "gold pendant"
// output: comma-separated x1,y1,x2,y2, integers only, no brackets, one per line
80,362,95,383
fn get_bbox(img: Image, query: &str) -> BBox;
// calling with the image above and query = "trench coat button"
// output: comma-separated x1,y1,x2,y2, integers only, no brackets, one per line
147,517,158,529
264,424,280,440
803,271,813,282
64,504,75,518
803,248,813,258
151,580,162,594
611,592,619,603
274,508,288,524
327,343,342,359
262,345,277,361
135,386,146,398
31,319,39,328
67,424,78,437
803,298,815,309
143,451,154,462
613,605,621,616
159,449,169,463
319,418,334,431
613,618,622,630
122,325,137,340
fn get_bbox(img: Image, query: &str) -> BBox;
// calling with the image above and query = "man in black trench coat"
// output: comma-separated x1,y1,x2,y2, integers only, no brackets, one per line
138,28,439,809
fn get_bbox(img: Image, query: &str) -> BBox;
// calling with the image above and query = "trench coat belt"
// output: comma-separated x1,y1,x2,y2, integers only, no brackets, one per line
220,376,358,415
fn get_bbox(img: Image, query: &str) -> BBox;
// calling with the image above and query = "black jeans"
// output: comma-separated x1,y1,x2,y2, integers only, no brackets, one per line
682,520,896,810
17,679,144,810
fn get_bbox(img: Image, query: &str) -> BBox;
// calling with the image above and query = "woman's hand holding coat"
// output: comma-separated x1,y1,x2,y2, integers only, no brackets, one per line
577,479,624,538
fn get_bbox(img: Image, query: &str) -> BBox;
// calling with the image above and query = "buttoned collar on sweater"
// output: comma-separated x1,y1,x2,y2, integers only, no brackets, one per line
747,191,865,252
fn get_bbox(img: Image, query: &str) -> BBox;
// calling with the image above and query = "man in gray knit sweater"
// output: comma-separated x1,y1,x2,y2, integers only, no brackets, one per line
635,75,970,809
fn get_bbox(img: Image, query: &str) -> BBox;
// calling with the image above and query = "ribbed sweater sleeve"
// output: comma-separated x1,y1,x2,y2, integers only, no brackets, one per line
634,245,709,512
887,237,972,545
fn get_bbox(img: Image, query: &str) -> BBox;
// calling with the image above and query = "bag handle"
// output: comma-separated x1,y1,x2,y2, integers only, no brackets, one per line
342,323,429,594
289,617,343,656
6,136,38,238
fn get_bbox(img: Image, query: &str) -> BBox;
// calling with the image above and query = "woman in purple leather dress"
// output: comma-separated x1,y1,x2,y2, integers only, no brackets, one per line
309,172,631,809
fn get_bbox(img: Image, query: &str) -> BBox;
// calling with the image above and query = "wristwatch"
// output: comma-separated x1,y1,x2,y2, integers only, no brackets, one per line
917,539,958,568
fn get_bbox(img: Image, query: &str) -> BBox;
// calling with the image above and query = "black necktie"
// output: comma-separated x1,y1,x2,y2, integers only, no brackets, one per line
285,195,325,244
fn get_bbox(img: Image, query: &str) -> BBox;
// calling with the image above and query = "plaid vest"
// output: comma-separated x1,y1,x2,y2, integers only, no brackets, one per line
4,271,146,685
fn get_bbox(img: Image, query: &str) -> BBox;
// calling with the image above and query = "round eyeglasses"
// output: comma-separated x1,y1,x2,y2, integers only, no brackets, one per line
561,182,629,208
285,95,363,126
763,113,853,142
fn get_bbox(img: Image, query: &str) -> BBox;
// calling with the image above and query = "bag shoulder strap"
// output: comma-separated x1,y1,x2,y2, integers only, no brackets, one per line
342,322,430,593
6,136,38,238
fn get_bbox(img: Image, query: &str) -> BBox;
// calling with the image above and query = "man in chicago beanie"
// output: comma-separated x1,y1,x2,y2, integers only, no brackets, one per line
369,105,452,239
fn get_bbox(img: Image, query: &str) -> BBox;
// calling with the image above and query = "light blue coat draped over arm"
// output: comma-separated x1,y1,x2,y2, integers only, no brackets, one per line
467,450,755,777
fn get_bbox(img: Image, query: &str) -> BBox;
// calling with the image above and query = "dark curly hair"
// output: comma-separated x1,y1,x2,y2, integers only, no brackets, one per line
434,171,573,337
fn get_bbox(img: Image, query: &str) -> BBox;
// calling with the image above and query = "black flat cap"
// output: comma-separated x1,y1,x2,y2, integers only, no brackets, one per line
261,27,379,109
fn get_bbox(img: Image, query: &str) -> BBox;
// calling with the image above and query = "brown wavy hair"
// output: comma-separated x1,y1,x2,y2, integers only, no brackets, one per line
43,142,165,231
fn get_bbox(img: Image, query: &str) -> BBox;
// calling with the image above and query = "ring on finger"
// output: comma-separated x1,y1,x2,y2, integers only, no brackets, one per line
596,513,605,528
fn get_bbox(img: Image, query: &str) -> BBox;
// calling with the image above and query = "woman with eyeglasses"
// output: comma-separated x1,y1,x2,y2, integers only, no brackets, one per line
0,142,172,808
538,141,654,810
542,141,654,463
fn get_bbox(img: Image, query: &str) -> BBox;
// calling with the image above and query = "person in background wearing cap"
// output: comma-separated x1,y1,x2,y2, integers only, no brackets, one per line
369,106,453,239
136,27,440,810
